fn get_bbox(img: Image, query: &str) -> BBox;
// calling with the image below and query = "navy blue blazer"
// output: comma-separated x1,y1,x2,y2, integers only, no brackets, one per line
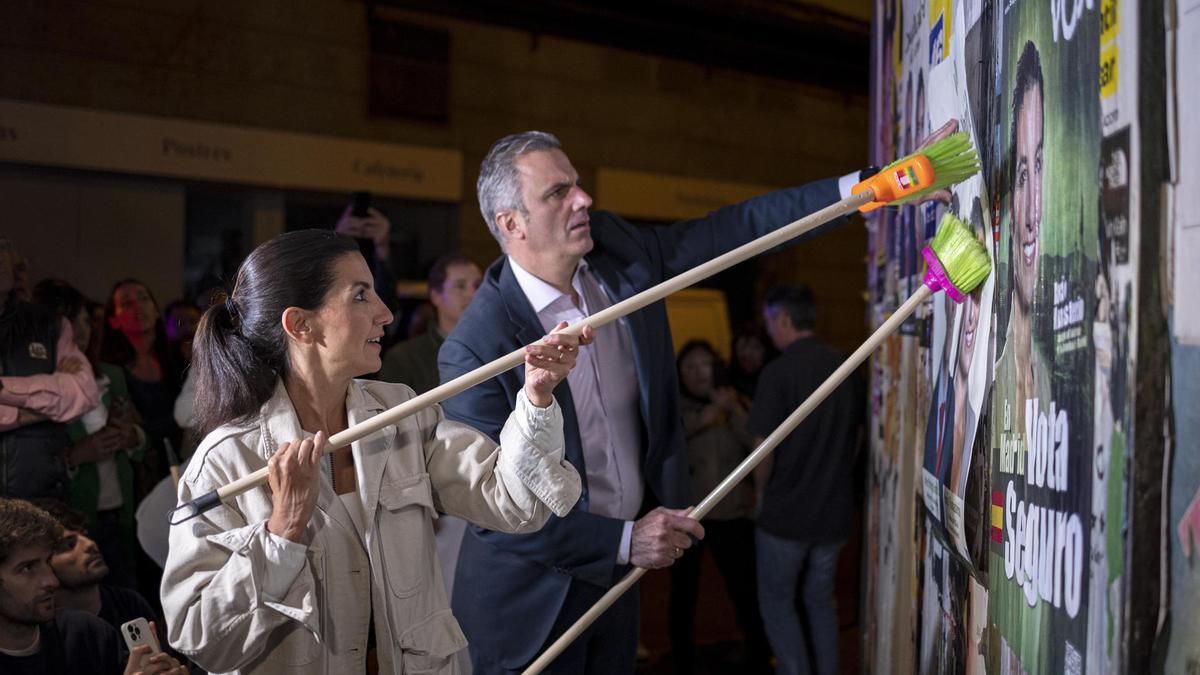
439,177,843,668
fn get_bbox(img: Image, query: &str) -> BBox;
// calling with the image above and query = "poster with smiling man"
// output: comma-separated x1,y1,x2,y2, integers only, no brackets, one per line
987,0,1100,672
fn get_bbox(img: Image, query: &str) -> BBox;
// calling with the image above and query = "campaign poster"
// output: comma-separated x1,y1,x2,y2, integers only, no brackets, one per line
920,0,996,566
1086,126,1131,675
919,521,974,674
1088,0,1139,649
987,0,1100,671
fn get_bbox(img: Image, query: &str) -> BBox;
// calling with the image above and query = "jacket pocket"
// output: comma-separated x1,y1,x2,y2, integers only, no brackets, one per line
377,472,435,599
262,618,320,666
398,609,468,674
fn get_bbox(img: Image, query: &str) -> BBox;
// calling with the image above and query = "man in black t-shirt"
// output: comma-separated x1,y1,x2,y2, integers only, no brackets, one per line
749,286,864,675
36,500,174,657
0,498,183,675
2,609,125,675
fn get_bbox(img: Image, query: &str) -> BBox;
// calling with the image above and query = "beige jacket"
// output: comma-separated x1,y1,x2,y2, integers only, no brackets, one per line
161,379,580,674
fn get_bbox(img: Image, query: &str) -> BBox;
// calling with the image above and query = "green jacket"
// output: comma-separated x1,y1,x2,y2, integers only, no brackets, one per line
65,362,147,560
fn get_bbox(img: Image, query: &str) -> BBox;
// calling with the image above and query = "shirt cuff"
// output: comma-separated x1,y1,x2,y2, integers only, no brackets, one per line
617,521,635,566
262,532,308,601
512,389,565,462
837,171,860,200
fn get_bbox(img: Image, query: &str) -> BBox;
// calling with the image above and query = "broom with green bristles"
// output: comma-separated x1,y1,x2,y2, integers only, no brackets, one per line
521,212,990,675
169,131,982,529
852,131,982,211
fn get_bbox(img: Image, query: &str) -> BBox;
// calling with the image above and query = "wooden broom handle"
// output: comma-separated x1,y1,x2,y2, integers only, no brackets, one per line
522,284,933,675
168,189,874,525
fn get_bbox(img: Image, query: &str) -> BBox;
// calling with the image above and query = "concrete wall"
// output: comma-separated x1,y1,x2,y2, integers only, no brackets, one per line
0,0,870,348
0,165,184,307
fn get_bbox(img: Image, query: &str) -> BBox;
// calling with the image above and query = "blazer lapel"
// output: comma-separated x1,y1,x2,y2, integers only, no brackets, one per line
498,260,545,350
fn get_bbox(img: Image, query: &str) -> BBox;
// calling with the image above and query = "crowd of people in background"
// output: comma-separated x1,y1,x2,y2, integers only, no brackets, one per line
0,122,922,675
0,229,857,675
1,237,189,673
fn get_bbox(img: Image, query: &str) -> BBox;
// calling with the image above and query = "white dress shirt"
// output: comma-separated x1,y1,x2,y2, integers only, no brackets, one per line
509,257,643,564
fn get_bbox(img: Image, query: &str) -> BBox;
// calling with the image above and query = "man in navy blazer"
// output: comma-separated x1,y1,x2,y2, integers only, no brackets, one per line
440,131,862,674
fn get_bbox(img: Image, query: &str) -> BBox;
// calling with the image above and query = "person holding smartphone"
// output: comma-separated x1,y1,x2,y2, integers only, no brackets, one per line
0,498,185,675
34,499,184,666
335,192,402,350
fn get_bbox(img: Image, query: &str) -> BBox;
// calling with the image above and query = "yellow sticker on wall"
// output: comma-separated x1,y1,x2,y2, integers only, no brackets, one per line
1100,43,1119,98
1100,0,1119,45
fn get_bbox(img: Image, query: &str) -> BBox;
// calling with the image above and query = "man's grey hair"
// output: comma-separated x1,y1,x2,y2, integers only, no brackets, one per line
476,131,562,249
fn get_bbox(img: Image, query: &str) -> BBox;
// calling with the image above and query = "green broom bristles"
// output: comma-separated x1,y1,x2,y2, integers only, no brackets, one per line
887,132,981,206
930,213,991,295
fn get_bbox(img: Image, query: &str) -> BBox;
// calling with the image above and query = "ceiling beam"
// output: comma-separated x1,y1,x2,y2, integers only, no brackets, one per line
372,0,870,92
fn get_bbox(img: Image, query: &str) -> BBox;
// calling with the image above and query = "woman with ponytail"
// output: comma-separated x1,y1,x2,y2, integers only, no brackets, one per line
161,229,588,674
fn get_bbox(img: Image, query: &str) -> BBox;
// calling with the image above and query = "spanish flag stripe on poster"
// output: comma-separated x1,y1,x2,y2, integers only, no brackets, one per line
991,490,1004,543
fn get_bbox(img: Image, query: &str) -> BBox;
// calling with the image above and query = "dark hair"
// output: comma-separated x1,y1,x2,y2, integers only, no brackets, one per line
163,298,201,362
1009,40,1044,181
732,324,774,359
676,339,726,398
0,498,62,565
32,279,87,324
193,229,359,434
427,252,475,294
164,299,201,328
676,339,719,375
764,284,817,331
29,499,87,533
97,278,178,380
728,324,777,397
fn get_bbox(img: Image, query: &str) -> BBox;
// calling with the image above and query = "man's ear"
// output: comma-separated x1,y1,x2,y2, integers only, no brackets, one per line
281,307,314,344
496,209,522,243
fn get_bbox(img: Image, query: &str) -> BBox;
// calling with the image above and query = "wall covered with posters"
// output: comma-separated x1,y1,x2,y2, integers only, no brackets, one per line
863,0,1184,672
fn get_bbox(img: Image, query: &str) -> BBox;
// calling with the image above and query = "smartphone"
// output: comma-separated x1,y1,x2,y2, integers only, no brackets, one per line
351,191,372,218
120,617,161,669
